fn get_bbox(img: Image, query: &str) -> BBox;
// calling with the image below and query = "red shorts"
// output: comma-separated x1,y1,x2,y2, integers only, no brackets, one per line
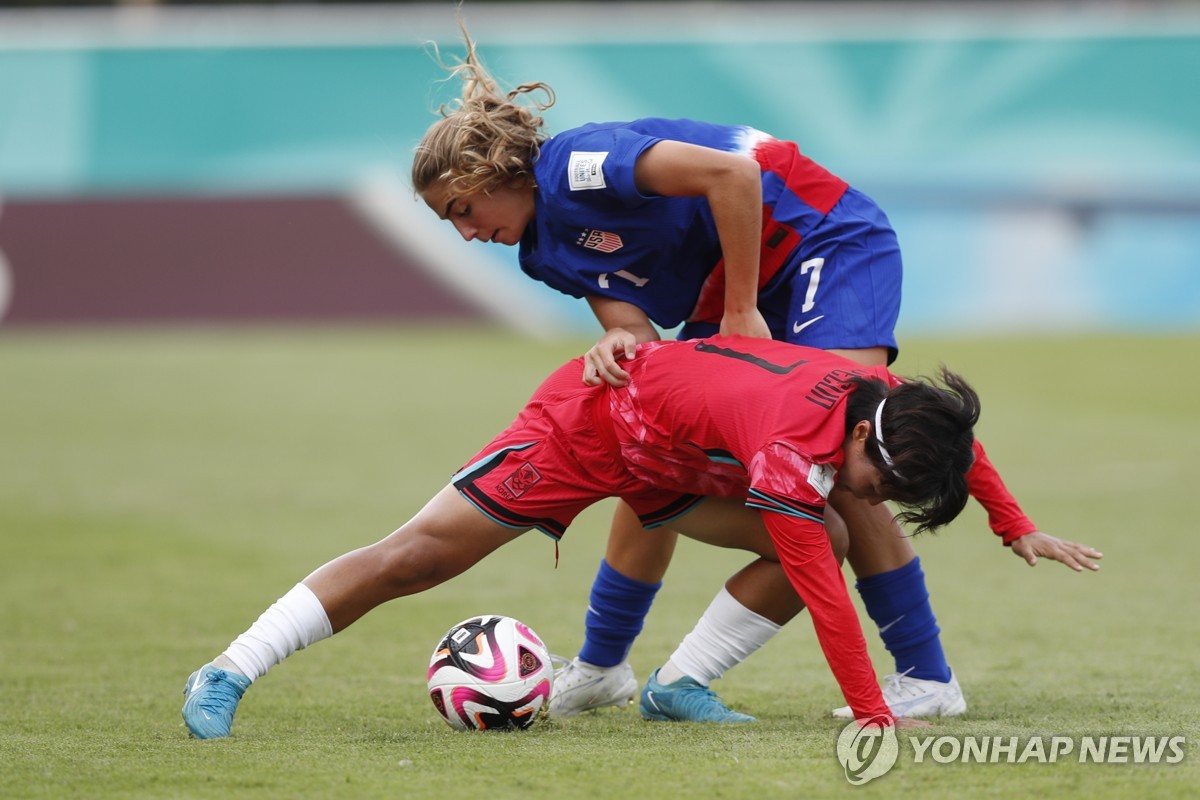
451,359,703,539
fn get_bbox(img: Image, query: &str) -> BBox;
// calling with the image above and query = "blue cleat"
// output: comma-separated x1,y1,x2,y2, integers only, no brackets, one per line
182,663,252,739
639,668,756,723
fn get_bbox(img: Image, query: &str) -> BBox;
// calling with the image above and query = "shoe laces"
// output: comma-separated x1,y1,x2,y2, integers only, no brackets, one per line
883,667,925,700
192,670,244,715
668,679,723,704
549,654,587,682
672,683,741,719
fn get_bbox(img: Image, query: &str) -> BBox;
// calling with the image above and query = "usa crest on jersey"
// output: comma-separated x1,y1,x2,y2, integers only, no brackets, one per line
577,229,624,253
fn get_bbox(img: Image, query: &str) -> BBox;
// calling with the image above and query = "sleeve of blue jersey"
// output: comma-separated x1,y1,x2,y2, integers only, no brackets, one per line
559,123,663,208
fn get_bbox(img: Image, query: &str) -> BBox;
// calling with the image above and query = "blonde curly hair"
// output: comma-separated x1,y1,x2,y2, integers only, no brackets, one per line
412,19,555,197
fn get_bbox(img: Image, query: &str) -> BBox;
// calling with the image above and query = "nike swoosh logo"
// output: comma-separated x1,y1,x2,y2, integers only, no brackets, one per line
887,684,960,717
646,691,659,711
792,315,825,334
878,614,905,634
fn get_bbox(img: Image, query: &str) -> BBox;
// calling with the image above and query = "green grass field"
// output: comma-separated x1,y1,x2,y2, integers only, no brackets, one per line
2,325,1197,799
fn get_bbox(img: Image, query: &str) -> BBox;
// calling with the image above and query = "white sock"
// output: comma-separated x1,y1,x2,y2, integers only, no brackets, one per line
665,586,783,686
221,583,333,682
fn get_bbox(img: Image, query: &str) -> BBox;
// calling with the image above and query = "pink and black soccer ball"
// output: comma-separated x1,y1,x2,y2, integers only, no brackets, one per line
427,615,553,731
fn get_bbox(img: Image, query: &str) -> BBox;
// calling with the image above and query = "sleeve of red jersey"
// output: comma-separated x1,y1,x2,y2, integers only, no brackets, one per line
758,506,892,722
967,439,1038,544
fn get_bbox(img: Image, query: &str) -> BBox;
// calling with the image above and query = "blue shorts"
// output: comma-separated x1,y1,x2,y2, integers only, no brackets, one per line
679,187,902,364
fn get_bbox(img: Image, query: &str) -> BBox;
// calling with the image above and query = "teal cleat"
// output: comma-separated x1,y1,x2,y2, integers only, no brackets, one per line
638,668,756,723
182,663,252,739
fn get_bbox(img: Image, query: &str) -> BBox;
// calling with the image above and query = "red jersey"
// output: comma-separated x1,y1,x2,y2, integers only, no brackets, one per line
605,337,892,718
455,335,1034,721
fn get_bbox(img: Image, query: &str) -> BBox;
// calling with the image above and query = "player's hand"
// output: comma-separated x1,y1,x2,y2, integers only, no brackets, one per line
857,716,932,729
859,714,931,729
582,328,639,387
719,307,771,340
894,717,933,729
1010,530,1103,572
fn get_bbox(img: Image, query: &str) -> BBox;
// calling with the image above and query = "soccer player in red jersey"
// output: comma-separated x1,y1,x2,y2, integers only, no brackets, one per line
413,19,1101,722
185,336,1002,737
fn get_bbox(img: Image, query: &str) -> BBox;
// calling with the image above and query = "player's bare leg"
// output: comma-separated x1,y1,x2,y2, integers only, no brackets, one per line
604,500,679,583
548,501,673,717
836,491,913,577
304,487,525,631
184,486,526,738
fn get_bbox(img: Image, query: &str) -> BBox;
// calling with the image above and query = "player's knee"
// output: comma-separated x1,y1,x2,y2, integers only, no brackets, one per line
372,532,450,593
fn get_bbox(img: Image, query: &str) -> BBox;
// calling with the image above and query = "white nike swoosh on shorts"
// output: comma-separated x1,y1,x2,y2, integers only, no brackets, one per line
792,315,825,334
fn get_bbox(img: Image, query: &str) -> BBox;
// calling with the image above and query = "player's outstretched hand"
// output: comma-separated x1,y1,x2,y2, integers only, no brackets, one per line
895,718,933,729
1010,530,1103,572
583,328,639,387
854,716,930,729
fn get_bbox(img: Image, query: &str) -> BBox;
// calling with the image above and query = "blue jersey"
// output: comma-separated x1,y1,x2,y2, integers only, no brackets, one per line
519,118,901,359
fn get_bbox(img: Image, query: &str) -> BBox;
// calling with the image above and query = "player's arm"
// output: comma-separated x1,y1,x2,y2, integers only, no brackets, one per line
758,507,893,723
967,440,1102,571
633,140,770,340
582,296,660,387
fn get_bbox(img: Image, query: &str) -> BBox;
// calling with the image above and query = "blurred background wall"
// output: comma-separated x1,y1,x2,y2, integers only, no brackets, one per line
2,1,1198,336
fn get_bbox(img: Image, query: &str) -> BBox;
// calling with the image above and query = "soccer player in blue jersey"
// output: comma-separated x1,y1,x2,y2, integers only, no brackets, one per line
411,20,1101,723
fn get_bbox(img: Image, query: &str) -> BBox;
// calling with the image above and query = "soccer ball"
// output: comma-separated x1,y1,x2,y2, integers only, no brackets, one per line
427,614,554,731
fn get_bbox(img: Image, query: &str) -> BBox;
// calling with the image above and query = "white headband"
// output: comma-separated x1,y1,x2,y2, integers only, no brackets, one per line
874,398,897,469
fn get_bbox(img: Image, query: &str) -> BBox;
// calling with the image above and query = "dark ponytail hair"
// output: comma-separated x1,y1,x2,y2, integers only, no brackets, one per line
846,367,981,535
